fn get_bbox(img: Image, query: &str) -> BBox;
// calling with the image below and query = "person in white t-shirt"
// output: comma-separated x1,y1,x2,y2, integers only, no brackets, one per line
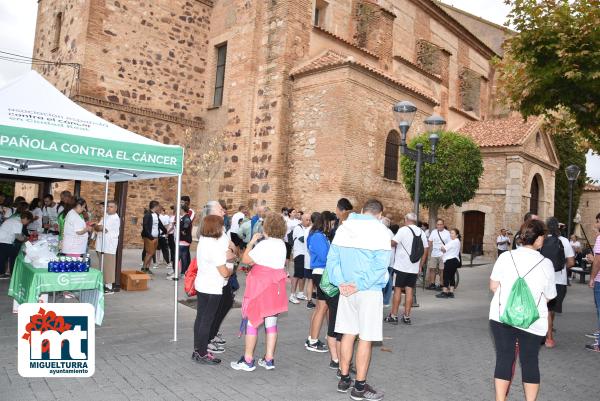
426,219,451,290
489,219,556,400
289,212,312,304
231,212,288,372
229,205,248,248
193,215,231,366
541,217,575,348
0,211,33,278
497,229,511,256
27,198,44,233
93,201,121,294
385,212,429,325
436,228,461,298
41,194,60,234
62,198,93,256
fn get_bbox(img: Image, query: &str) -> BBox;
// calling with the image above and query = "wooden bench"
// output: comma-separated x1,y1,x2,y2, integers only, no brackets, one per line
571,267,589,283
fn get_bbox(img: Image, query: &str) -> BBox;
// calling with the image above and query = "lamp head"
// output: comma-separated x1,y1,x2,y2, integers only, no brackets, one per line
565,164,581,182
393,101,417,128
424,114,446,134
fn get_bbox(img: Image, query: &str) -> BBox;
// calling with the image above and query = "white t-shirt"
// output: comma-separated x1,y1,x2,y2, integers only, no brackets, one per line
0,218,23,244
28,207,43,233
442,238,461,262
554,235,575,286
392,225,429,273
388,228,395,267
151,213,159,238
489,247,557,337
62,210,88,254
428,229,451,258
497,235,510,251
42,204,59,227
285,218,300,243
292,225,309,258
96,213,120,254
230,211,245,234
195,234,229,294
249,237,287,269
159,214,170,237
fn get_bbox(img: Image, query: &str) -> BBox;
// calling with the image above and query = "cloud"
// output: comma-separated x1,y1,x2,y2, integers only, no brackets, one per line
0,0,39,87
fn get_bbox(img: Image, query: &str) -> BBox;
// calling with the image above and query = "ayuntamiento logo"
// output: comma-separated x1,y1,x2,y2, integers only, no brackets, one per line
18,303,95,377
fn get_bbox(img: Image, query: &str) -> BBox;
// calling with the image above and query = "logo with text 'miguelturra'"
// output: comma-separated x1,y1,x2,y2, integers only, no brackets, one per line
18,303,95,377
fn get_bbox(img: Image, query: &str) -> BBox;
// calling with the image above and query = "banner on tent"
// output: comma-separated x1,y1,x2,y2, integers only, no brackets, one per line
0,125,183,175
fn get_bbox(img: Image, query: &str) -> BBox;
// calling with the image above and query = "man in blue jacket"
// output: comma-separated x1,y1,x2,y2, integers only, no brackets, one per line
326,199,391,401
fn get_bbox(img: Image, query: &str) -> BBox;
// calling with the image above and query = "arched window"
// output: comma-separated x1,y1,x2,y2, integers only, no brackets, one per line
384,130,401,180
530,175,540,215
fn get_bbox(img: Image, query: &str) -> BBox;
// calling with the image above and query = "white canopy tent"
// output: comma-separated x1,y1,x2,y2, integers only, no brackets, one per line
0,71,185,340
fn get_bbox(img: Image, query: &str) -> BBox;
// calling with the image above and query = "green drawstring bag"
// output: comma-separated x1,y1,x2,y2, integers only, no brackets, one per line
499,253,544,329
320,269,339,297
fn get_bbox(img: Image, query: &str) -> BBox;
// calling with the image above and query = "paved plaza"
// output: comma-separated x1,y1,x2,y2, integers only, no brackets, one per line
1,250,597,401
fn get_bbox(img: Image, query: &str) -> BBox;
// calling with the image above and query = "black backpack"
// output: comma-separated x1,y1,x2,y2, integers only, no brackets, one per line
540,235,566,272
401,226,425,263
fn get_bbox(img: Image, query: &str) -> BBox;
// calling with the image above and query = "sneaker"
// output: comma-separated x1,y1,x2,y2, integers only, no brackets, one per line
435,292,449,298
350,383,384,401
435,285,442,291
63,291,76,299
207,342,225,354
289,295,300,304
585,342,600,352
191,351,221,365
295,292,308,301
230,356,256,371
306,300,316,309
383,304,390,308
545,338,556,348
383,315,398,325
447,292,455,298
585,331,600,339
257,357,275,370
426,284,437,290
329,360,339,369
337,378,353,393
213,333,226,345
152,263,159,269
413,302,419,308
103,287,114,295
305,339,328,353
401,315,412,325
0,273,11,280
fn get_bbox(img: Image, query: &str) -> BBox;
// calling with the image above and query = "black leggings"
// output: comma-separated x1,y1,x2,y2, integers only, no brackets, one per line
443,258,460,288
158,236,170,264
210,282,234,340
167,234,176,266
194,293,222,355
326,292,342,341
490,320,544,384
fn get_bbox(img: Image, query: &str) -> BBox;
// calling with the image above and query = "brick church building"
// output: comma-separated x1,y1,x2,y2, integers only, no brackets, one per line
30,0,558,255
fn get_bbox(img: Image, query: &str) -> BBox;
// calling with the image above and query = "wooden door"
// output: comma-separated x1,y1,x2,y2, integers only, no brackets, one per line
463,211,485,254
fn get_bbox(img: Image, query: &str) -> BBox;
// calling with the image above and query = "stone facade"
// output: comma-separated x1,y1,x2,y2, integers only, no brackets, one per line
579,185,600,247
31,0,557,252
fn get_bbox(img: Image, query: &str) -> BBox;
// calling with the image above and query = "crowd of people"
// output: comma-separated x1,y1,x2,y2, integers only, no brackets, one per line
3,188,600,401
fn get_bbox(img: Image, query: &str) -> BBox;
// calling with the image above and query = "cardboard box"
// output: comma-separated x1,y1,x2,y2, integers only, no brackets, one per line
120,270,150,291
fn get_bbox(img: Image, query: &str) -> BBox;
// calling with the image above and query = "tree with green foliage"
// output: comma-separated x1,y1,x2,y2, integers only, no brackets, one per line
400,132,484,226
544,113,587,226
496,0,600,151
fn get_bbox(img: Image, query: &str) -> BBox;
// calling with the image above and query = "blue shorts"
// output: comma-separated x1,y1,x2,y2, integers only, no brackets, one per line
304,268,312,279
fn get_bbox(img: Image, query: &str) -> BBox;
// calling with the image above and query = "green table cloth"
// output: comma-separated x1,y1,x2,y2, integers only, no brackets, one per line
8,252,104,325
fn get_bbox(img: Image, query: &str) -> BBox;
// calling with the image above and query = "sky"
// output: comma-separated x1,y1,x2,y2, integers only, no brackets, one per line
0,0,598,180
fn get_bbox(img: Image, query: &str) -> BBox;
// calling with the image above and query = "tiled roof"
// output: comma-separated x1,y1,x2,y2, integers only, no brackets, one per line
290,50,438,105
584,184,600,192
313,25,379,59
457,115,542,147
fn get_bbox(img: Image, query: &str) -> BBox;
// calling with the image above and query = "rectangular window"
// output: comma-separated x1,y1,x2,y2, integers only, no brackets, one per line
52,12,63,52
212,43,227,107
314,0,328,27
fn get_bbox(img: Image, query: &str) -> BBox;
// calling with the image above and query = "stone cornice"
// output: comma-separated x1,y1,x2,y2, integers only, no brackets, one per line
409,0,498,59
312,25,379,60
393,55,442,83
195,0,214,7
449,106,480,121
72,95,204,128
480,148,559,171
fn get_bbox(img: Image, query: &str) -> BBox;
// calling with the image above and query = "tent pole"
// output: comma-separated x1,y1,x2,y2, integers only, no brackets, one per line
100,172,109,274
173,174,182,342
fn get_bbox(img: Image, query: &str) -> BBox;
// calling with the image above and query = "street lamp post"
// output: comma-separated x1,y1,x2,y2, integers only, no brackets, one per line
393,101,445,222
565,164,581,237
